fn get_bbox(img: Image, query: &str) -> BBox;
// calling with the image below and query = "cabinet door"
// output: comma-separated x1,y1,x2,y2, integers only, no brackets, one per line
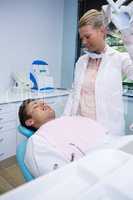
0,103,17,161
123,96,133,134
0,129,16,161
0,121,16,132
0,112,16,124
0,103,16,114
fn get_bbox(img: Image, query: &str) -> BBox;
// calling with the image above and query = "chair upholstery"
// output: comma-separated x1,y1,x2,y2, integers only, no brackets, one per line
18,125,34,138
16,140,34,181
17,125,35,181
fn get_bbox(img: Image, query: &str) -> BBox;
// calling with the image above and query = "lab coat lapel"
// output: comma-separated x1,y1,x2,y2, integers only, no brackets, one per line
95,46,118,127
72,56,88,114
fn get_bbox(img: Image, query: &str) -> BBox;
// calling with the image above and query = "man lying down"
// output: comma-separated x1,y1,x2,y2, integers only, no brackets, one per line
18,99,132,178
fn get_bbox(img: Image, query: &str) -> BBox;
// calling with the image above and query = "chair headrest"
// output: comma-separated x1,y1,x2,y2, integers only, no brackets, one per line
18,125,34,138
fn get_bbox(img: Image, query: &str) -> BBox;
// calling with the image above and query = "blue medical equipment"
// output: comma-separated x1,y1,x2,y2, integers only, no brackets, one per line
16,125,35,181
16,140,34,181
30,60,54,92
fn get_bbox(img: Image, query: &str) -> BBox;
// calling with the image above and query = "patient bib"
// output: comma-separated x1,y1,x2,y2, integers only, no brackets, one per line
36,116,107,161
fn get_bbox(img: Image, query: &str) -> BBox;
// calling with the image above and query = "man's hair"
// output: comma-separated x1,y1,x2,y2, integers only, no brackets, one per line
79,9,105,29
18,99,37,132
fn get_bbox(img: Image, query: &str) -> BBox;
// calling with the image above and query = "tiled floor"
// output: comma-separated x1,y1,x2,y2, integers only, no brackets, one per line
0,156,25,195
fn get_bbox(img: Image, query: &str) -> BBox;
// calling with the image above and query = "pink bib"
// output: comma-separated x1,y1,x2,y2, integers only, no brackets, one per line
36,116,107,161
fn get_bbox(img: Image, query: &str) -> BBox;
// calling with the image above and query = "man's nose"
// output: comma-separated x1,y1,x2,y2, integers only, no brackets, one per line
40,101,46,106
44,105,49,111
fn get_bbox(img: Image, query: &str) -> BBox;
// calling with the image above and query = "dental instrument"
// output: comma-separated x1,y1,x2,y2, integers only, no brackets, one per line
106,0,130,25
116,0,128,7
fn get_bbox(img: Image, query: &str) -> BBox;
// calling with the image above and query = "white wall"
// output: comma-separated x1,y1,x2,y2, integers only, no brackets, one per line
0,0,64,91
61,0,78,88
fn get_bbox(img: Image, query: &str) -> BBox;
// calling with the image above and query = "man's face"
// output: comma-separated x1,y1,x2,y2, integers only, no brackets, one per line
79,25,105,53
26,100,55,128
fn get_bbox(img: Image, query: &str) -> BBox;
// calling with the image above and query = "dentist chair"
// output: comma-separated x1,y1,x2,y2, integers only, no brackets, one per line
16,125,35,181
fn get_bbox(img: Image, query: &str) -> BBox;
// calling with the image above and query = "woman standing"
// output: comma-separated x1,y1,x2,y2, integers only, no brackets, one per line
64,9,133,136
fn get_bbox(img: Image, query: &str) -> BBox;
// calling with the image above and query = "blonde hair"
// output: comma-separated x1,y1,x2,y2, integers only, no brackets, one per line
79,9,105,29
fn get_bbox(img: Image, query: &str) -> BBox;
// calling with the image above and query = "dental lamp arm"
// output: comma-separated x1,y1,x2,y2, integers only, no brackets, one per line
112,1,133,61
103,1,133,61
120,22,133,61
115,0,127,8
105,0,133,30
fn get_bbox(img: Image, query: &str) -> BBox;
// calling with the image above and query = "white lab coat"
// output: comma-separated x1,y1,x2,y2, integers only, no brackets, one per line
64,45,133,135
121,27,133,61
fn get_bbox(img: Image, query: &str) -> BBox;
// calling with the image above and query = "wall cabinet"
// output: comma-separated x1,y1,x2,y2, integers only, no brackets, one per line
0,103,17,161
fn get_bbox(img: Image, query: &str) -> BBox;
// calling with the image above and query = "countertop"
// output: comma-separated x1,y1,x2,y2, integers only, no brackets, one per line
0,88,132,104
0,89,70,104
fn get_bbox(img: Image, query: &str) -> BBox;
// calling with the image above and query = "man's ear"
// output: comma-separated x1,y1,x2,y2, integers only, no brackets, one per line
25,118,34,127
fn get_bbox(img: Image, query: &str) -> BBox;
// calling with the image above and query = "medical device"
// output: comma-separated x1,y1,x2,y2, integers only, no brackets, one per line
115,0,127,8
106,0,130,23
30,60,54,92
11,71,31,92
